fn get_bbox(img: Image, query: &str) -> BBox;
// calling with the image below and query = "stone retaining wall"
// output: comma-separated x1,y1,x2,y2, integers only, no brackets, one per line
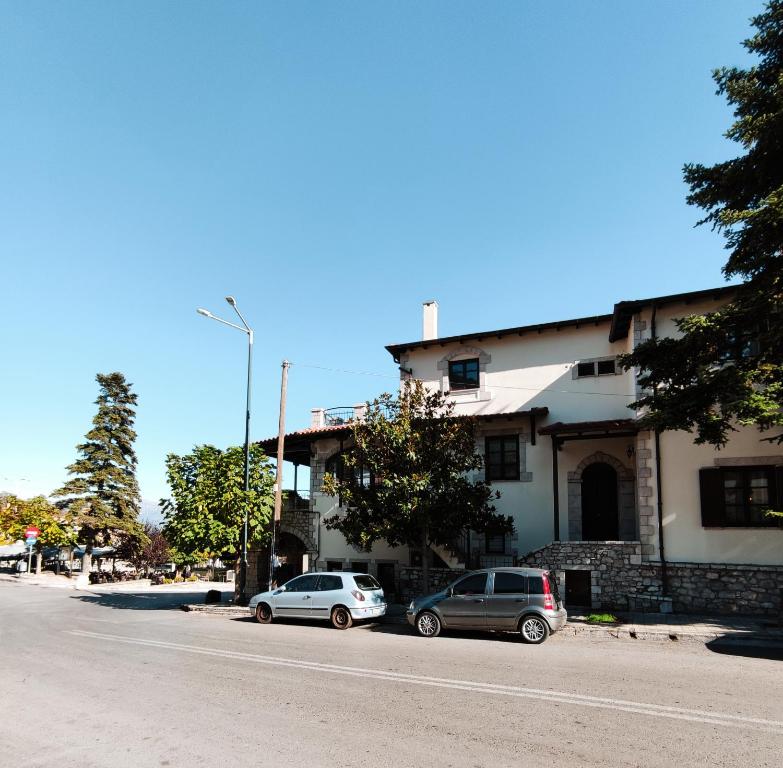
399,566,460,604
665,562,783,616
519,541,783,616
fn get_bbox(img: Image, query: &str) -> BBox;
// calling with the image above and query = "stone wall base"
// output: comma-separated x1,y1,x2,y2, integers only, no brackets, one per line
399,566,458,604
519,541,783,617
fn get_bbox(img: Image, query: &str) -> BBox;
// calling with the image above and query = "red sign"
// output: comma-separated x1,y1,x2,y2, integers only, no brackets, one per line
25,526,41,538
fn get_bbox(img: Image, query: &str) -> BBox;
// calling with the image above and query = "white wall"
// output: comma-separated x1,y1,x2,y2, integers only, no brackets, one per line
401,320,634,423
660,428,783,565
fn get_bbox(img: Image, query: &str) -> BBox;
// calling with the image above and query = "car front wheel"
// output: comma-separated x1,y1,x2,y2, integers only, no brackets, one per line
519,615,549,644
416,610,441,638
331,606,353,629
255,603,273,624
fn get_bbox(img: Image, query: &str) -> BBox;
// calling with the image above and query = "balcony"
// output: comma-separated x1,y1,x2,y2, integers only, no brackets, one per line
311,404,368,429
282,490,311,512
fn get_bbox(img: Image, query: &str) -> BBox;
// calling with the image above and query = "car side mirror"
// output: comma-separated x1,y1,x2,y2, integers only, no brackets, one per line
447,587,454,597
274,586,285,594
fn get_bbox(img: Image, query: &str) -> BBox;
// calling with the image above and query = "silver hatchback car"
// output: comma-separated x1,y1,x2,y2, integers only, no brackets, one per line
407,567,567,643
249,571,387,629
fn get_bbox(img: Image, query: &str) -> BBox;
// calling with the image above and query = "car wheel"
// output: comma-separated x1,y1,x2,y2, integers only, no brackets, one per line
331,606,353,630
416,610,441,638
519,615,549,644
255,603,273,624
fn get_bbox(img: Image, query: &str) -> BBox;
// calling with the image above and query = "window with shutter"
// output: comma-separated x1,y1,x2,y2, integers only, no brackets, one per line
699,465,781,527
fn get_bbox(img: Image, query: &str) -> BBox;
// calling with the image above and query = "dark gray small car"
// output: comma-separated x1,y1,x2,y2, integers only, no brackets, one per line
406,567,567,643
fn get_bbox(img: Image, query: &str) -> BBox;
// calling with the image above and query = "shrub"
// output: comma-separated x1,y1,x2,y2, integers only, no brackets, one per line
586,613,619,624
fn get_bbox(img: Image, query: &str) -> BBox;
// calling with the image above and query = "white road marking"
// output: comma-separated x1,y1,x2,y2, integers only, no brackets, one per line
66,629,783,733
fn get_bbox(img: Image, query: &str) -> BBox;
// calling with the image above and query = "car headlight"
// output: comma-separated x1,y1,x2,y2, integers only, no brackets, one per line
408,600,415,612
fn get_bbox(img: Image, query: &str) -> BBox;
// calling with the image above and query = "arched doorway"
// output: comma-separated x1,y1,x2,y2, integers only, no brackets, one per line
274,531,306,585
581,462,619,540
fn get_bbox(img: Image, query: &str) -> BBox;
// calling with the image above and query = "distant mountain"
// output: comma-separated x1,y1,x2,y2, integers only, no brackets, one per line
140,498,164,525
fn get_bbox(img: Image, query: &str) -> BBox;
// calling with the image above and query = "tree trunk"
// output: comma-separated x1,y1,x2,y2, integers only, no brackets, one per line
421,524,429,595
35,550,42,575
83,551,92,576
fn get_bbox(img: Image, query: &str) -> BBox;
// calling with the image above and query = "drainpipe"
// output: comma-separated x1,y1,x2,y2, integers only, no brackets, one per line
650,304,668,598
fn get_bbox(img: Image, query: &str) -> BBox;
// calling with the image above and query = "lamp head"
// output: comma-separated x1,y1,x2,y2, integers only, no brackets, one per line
196,308,213,318
225,296,237,306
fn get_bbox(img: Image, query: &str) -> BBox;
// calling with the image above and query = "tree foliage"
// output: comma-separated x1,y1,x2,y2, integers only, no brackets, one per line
118,522,171,575
323,380,511,589
0,494,77,549
620,1,783,447
52,373,144,551
160,444,275,561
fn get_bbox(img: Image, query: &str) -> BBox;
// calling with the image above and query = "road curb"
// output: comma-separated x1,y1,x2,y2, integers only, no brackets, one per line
182,604,249,618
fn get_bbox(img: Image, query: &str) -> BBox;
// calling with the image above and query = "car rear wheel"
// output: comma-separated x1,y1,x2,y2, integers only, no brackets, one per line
255,603,273,624
331,606,353,630
416,610,441,638
519,615,549,644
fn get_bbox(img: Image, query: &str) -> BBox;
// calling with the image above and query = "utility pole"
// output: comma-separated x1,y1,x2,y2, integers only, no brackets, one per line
268,360,289,589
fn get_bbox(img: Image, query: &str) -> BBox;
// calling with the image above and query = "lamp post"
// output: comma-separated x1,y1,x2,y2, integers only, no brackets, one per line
197,297,253,605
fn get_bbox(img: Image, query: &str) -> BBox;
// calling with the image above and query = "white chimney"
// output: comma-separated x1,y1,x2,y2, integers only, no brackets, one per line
422,300,438,341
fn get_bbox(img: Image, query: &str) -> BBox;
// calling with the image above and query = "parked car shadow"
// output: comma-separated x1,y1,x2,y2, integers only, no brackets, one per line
705,638,783,661
71,588,231,611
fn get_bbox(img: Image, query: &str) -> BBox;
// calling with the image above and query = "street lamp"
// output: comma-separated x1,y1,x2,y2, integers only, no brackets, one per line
197,297,253,605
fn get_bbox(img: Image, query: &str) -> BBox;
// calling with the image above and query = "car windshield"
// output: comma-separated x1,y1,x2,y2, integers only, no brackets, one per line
353,574,381,591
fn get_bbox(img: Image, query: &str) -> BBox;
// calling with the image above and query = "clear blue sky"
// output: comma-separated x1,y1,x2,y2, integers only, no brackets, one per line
0,0,760,511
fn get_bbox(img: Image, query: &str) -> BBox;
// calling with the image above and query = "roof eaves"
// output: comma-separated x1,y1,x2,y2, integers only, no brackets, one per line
385,313,613,360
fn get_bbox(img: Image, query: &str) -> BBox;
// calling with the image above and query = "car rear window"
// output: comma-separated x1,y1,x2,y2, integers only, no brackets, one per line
493,572,527,595
353,574,381,591
317,575,343,591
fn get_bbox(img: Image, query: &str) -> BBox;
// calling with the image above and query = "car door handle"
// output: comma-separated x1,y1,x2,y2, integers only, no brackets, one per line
303,595,311,600
473,599,484,603
514,599,526,602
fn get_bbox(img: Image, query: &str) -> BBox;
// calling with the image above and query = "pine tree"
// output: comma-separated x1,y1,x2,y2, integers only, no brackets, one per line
621,1,783,447
53,372,143,568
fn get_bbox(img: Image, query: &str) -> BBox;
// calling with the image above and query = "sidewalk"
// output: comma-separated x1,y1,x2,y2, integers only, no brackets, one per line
562,611,783,645
0,571,234,595
0,572,78,589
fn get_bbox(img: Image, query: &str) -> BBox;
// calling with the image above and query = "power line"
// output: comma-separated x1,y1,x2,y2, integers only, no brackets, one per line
290,362,399,379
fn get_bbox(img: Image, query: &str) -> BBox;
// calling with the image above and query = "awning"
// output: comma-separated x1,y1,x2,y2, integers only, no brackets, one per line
538,419,639,440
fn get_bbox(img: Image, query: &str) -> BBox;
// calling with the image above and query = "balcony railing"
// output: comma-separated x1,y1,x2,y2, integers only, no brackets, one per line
282,490,311,511
324,407,357,426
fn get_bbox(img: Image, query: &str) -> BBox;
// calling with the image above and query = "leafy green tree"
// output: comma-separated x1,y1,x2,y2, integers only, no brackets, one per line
0,494,77,573
160,444,275,562
52,373,144,571
323,380,511,591
620,2,783,448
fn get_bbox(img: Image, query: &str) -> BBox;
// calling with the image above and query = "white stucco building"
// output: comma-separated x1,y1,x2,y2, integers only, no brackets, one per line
254,286,783,614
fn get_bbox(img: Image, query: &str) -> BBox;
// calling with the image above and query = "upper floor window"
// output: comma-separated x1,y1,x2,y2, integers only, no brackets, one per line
325,451,374,489
575,357,617,378
448,358,479,390
485,530,506,554
485,435,519,481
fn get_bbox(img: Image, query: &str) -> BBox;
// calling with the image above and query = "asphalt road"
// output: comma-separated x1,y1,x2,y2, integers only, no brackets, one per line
1,583,781,768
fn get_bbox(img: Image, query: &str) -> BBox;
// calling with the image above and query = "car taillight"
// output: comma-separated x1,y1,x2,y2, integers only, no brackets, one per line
351,589,365,601
543,575,555,611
